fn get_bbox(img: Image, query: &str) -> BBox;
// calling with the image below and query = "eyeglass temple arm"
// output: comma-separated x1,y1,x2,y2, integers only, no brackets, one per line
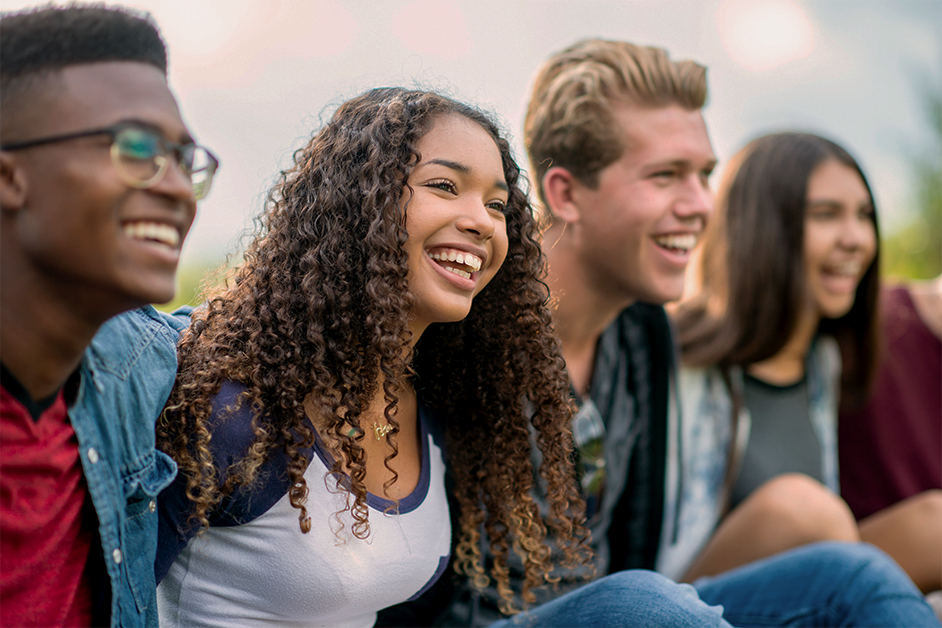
1,128,110,151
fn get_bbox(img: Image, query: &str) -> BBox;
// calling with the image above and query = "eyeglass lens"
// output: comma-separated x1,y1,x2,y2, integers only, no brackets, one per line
187,147,215,200
112,127,215,199
113,127,165,187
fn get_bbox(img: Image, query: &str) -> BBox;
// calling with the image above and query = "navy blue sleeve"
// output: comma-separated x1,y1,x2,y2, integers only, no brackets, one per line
155,381,314,583
156,456,200,583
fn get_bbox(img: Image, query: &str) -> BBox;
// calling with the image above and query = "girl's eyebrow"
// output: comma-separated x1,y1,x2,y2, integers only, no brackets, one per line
426,157,469,173
423,157,509,192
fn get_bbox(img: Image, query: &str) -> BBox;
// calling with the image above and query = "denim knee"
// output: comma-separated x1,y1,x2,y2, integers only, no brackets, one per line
573,570,726,627
601,569,700,601
810,541,919,589
494,570,727,628
693,541,937,628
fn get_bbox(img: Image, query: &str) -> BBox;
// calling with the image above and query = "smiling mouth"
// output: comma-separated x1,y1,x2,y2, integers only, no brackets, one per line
653,233,697,254
823,261,864,278
123,221,180,250
429,248,483,280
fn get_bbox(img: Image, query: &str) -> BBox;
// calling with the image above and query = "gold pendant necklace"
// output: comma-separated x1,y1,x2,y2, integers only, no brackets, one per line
372,422,394,440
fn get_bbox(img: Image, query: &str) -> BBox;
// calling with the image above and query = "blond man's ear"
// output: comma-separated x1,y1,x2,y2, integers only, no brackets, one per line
541,166,583,225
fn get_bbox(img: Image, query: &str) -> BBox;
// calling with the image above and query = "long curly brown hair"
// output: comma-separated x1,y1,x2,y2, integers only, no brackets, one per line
157,87,592,612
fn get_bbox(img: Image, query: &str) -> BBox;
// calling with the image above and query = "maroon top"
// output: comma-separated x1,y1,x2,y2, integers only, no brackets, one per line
1,380,95,627
839,286,942,520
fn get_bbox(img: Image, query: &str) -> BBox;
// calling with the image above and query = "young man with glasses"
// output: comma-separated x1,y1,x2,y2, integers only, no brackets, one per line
380,39,940,628
0,6,217,627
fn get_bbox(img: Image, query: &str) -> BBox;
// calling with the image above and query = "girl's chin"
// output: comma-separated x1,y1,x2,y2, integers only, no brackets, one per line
819,300,856,320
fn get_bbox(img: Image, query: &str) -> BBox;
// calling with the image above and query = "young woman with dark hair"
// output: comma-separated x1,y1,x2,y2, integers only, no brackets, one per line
663,132,940,594
152,87,598,626
152,89,938,627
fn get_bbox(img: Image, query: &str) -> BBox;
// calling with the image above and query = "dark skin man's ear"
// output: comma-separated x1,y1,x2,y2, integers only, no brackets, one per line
0,152,28,212
542,166,582,225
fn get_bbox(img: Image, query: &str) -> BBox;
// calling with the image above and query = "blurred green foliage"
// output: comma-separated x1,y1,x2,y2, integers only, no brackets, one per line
881,81,942,282
154,260,223,313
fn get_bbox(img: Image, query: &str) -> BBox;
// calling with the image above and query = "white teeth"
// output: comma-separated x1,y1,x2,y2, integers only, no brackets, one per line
653,233,697,252
825,262,862,276
429,249,482,272
123,222,180,248
445,267,471,280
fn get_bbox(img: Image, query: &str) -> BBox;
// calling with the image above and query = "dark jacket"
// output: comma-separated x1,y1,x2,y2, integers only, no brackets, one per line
377,302,674,626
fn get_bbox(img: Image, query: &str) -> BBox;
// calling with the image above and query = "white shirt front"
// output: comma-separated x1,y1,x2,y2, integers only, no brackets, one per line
158,421,451,628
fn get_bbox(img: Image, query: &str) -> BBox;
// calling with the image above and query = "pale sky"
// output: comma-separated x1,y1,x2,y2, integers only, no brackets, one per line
3,0,940,267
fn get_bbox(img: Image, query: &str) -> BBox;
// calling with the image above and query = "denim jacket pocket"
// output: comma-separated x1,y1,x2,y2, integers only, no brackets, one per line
121,450,177,618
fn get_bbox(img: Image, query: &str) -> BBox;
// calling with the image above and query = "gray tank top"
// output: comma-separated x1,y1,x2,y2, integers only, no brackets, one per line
729,373,824,510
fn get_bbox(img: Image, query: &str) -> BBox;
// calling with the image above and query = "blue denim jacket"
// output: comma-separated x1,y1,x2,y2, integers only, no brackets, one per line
69,306,184,627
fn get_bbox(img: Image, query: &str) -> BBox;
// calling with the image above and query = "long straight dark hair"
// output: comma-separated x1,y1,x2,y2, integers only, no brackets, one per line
675,132,881,408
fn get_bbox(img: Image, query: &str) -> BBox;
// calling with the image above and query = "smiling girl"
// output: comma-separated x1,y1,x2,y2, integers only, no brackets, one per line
153,88,593,627
663,132,940,592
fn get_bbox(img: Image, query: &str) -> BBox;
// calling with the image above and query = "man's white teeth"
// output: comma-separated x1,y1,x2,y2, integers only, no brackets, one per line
445,267,471,280
124,222,179,248
429,250,482,272
653,234,697,252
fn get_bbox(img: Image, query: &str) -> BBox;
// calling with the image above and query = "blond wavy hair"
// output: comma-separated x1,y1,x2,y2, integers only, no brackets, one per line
524,38,707,210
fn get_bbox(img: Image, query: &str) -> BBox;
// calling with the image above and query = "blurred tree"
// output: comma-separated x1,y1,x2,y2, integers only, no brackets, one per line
881,79,942,281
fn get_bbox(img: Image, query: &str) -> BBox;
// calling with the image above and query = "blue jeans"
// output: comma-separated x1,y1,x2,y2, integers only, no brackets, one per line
695,542,939,627
488,570,725,628
487,542,938,627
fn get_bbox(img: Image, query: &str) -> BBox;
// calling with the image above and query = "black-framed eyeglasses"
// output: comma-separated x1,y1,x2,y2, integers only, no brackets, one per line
1,122,219,200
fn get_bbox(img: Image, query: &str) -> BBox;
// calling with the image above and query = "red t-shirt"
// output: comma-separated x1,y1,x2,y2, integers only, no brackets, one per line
1,372,95,627
839,286,942,520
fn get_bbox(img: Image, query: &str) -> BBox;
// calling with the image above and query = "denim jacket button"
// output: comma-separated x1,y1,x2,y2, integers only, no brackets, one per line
88,448,100,464
112,548,122,564
148,499,156,513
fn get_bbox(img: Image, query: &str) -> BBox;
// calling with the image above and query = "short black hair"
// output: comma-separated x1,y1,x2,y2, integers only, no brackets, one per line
1,3,167,110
